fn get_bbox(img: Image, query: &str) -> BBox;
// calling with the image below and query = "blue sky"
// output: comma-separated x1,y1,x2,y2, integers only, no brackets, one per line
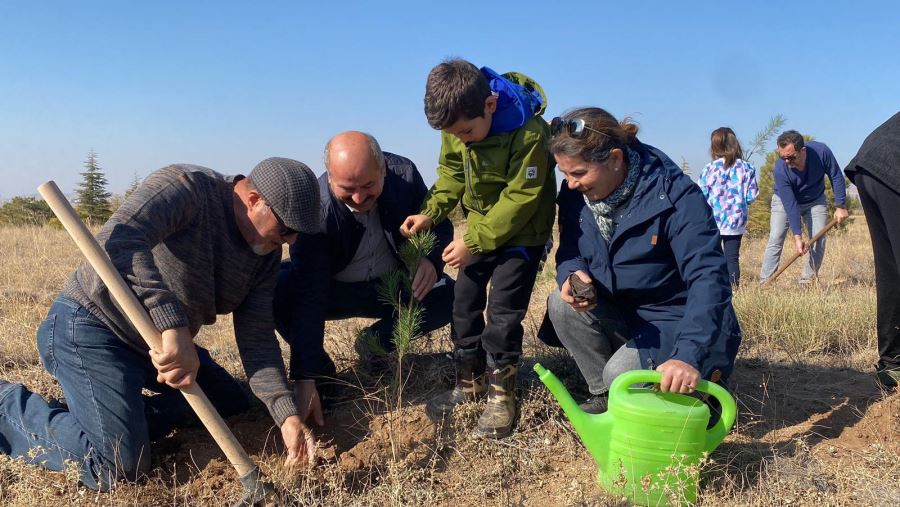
1,1,898,200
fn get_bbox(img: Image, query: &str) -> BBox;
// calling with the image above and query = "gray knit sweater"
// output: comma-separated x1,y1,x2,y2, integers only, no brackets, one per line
62,164,297,425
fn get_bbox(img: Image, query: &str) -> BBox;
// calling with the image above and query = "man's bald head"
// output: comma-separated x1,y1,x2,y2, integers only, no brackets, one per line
324,131,386,213
324,131,385,176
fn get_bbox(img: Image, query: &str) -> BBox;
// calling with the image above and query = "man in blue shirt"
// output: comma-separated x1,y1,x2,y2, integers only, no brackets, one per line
759,130,849,283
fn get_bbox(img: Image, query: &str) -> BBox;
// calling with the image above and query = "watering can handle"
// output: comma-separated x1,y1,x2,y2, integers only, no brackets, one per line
609,369,737,447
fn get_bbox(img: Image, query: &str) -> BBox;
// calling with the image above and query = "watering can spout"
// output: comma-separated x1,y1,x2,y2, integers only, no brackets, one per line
533,363,609,465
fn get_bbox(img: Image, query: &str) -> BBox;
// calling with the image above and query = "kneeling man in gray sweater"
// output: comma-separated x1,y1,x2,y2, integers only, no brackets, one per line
0,157,320,490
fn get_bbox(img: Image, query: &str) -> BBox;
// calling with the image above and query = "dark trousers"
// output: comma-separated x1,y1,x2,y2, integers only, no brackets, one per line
721,234,743,287
453,245,544,367
273,267,455,378
855,171,900,370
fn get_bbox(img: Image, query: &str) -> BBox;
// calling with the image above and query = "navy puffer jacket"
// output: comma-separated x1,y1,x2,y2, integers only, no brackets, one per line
555,141,741,381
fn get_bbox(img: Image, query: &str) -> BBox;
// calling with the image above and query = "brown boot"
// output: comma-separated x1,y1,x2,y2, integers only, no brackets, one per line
476,364,518,439
426,348,486,422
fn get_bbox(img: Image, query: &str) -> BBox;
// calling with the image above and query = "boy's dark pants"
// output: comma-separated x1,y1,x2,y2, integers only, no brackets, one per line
452,245,544,367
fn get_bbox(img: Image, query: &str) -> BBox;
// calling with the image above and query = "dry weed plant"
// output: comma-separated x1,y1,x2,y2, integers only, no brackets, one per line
1,216,898,505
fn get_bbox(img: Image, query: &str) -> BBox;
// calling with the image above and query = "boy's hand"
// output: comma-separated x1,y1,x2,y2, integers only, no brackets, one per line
150,327,200,389
442,239,472,269
400,214,433,237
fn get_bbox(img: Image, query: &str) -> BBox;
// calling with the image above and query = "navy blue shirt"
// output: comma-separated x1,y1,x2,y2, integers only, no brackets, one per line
773,140,847,235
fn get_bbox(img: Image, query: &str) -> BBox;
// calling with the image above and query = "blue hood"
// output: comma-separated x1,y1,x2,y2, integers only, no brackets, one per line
482,66,545,136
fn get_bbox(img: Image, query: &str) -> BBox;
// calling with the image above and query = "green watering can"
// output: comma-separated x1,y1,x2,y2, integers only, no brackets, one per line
533,364,736,506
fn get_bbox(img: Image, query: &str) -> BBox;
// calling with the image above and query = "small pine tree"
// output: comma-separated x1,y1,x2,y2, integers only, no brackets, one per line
743,115,786,237
375,230,437,462
75,150,112,225
744,114,787,163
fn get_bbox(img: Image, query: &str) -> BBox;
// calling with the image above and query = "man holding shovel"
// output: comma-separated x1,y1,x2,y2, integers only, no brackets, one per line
0,158,320,490
759,130,849,284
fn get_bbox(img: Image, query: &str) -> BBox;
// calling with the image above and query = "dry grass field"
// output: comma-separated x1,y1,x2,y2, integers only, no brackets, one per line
1,216,898,506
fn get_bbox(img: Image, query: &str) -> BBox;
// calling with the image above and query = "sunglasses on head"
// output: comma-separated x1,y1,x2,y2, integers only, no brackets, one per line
550,117,603,137
268,204,298,237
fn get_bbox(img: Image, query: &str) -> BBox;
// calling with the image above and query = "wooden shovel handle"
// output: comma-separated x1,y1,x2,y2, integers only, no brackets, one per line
38,181,256,477
762,218,839,285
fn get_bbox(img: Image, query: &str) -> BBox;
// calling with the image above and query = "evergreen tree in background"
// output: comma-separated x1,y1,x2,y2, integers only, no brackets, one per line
743,115,786,237
746,149,779,237
124,172,142,199
75,150,112,224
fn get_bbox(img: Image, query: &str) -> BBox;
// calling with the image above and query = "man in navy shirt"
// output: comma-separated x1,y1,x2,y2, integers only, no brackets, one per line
759,130,849,283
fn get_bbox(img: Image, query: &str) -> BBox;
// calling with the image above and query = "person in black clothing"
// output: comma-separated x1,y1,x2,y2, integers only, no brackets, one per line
844,112,900,389
274,131,454,426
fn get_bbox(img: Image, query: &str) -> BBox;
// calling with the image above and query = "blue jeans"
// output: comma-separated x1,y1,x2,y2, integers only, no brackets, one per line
759,194,829,282
0,296,249,490
545,291,641,395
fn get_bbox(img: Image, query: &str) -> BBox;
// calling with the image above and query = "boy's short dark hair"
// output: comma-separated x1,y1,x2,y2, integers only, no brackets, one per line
777,130,805,151
424,58,492,130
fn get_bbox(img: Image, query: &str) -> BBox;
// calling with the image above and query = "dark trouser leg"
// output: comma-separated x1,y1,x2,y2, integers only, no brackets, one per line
470,245,542,438
856,172,900,369
276,260,454,349
416,275,455,337
322,279,396,349
720,234,743,287
143,346,250,441
454,246,543,367
452,255,492,354
0,297,151,490
273,263,337,378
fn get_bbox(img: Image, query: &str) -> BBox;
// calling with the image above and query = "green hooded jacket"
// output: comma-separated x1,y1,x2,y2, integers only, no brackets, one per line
421,72,557,255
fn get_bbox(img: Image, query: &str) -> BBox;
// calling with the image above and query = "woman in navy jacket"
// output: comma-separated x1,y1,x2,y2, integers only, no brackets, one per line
544,107,741,413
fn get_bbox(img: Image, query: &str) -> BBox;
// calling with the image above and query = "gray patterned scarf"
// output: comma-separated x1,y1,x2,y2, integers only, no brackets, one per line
584,147,642,241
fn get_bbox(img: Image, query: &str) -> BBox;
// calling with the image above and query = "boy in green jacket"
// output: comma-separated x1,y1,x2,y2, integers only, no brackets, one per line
401,58,556,438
